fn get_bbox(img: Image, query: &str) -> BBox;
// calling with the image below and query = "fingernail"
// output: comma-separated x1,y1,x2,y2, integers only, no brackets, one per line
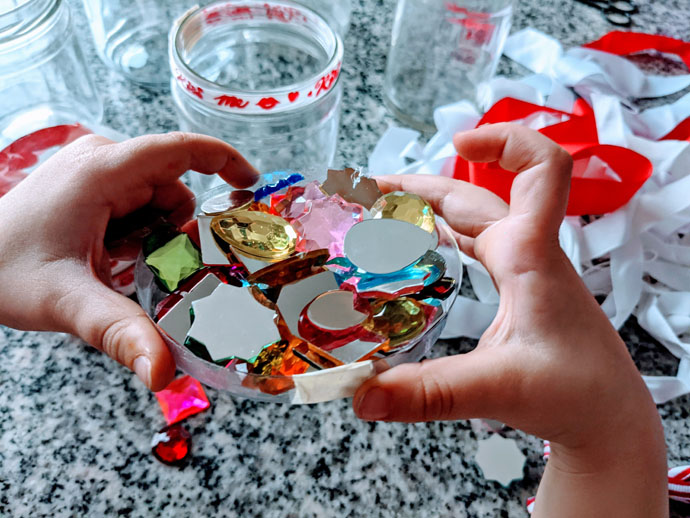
356,387,391,421
133,356,152,388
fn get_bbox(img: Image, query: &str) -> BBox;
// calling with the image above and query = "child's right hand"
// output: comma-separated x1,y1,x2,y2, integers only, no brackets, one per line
354,123,668,518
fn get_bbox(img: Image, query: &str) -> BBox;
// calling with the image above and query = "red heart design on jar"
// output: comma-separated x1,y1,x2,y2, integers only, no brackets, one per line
288,92,299,102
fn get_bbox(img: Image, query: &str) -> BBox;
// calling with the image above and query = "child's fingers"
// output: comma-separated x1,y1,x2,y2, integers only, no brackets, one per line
453,123,572,237
55,278,176,391
149,180,195,212
353,348,506,422
375,175,508,238
104,132,259,188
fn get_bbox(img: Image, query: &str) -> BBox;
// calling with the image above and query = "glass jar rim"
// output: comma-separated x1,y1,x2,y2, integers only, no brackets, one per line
0,0,57,44
169,0,343,115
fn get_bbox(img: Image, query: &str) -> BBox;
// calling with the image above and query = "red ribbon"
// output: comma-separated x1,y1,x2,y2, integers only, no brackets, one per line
453,98,653,216
583,31,690,143
583,31,690,70
662,117,690,141
0,124,90,197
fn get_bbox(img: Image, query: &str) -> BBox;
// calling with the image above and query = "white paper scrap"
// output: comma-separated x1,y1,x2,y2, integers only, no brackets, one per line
291,361,376,404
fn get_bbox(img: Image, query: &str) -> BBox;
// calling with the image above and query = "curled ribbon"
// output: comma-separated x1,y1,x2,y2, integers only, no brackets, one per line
369,28,690,406
452,97,653,216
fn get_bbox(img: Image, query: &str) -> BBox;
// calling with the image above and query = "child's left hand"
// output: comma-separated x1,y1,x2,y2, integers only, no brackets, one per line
0,132,257,390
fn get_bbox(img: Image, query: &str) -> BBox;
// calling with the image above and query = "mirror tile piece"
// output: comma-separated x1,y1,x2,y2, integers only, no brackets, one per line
157,273,222,344
276,271,339,338
474,434,527,487
321,168,383,210
188,284,281,362
344,219,434,274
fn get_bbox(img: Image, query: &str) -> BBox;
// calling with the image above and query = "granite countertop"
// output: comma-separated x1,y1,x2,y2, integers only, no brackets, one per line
2,0,690,516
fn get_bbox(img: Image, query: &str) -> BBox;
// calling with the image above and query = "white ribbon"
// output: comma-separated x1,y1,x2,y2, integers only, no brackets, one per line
368,27,690,404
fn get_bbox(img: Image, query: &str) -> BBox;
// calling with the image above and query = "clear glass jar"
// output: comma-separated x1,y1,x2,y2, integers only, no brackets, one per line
0,0,102,146
384,0,514,133
169,0,343,193
81,0,191,87
296,0,352,35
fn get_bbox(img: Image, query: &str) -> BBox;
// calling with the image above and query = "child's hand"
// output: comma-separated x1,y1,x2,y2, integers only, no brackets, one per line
0,132,257,391
354,124,667,518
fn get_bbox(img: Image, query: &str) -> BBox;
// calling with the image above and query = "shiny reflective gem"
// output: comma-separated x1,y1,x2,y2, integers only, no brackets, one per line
254,171,305,201
145,233,203,292
142,223,180,257
247,249,329,287
344,219,433,275
244,340,310,395
157,273,222,344
322,168,383,210
200,189,254,215
416,250,447,286
230,249,274,273
298,290,381,350
151,424,191,466
181,218,201,247
370,191,435,233
272,185,304,217
250,340,309,377
411,277,456,301
276,271,339,338
276,182,326,221
304,343,345,369
187,284,281,362
293,193,363,258
247,201,273,214
155,375,210,425
211,210,297,261
197,215,230,265
364,297,427,346
328,338,390,364
307,290,368,330
355,277,426,299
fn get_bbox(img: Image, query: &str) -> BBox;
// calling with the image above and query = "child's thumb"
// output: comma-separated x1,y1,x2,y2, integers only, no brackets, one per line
63,280,176,391
352,349,502,423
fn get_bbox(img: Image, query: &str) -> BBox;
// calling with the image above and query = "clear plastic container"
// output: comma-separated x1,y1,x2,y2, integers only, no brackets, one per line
384,0,514,133
0,0,102,146
135,176,462,404
169,0,344,194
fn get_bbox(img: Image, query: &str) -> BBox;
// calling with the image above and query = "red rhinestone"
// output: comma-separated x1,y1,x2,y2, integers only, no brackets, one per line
151,424,191,465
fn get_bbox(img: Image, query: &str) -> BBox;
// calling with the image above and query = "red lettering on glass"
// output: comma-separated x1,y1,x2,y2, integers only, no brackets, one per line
313,63,341,96
178,75,204,99
215,95,250,108
204,5,253,25
264,4,307,22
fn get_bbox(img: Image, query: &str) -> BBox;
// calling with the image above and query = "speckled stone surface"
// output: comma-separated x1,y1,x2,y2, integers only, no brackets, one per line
2,0,690,516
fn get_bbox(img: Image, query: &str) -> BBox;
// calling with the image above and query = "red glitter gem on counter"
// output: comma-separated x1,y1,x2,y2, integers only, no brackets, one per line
155,375,210,425
151,424,191,466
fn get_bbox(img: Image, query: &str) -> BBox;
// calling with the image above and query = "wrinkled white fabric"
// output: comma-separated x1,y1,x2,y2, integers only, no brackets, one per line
368,27,690,404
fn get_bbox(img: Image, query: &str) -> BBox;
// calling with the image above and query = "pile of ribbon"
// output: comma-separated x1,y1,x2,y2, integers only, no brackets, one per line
368,29,690,405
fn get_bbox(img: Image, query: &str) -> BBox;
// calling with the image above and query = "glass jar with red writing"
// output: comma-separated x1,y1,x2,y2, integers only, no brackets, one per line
169,0,343,193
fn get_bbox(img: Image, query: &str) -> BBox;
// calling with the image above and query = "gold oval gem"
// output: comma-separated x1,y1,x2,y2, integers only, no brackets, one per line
363,297,427,346
370,191,435,234
211,210,297,261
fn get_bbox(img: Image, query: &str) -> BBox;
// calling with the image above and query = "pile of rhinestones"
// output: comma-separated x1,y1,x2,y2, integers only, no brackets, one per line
142,168,456,396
